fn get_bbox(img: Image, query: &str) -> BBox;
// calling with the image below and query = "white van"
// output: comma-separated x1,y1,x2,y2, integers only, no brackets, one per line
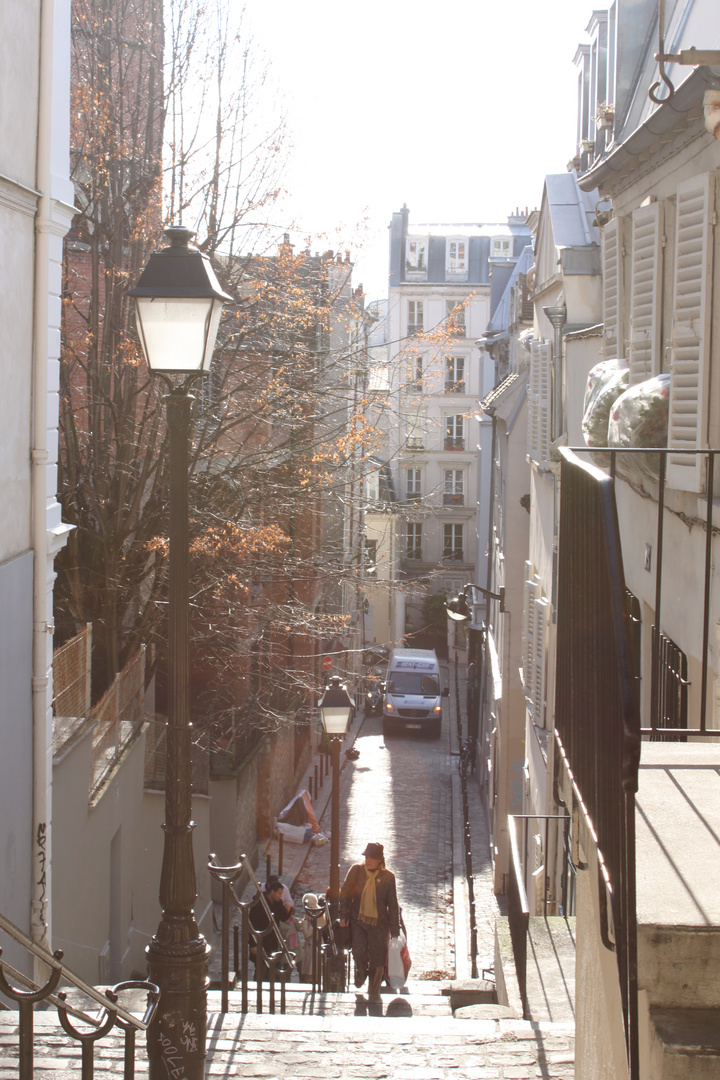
382,648,448,739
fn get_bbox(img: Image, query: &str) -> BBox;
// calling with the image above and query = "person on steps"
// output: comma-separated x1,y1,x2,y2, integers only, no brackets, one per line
338,842,400,1003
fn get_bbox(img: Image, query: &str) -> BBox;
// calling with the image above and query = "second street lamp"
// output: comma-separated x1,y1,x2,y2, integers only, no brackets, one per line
318,675,354,918
129,226,231,1080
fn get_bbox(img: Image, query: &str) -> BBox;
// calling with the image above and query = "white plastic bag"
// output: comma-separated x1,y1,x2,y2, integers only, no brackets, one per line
387,931,411,991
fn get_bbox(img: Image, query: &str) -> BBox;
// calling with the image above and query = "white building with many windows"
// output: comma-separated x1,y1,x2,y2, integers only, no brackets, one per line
380,205,532,643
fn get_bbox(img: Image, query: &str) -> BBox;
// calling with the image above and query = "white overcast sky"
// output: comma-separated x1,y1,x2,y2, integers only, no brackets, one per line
242,0,594,303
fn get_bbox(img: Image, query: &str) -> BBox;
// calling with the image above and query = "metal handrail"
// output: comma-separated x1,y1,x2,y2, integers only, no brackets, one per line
507,816,530,1017
0,911,157,1029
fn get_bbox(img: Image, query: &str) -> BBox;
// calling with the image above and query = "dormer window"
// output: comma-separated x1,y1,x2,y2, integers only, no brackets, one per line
447,239,467,275
491,237,512,259
406,239,427,274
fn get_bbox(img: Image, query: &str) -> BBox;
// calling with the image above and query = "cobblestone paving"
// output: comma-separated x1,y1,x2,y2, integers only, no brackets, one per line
0,1010,575,1079
295,705,455,978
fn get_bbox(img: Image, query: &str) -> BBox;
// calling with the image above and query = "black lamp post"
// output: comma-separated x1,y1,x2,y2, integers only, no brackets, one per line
318,676,354,918
129,226,231,1080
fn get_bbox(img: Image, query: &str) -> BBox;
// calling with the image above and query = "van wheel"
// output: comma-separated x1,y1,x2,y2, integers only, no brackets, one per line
428,718,441,740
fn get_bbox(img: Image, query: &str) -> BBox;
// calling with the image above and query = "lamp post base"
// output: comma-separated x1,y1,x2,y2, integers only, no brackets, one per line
146,931,210,1080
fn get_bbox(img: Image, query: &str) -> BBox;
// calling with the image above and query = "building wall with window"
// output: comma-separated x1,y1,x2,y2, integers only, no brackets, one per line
384,206,532,635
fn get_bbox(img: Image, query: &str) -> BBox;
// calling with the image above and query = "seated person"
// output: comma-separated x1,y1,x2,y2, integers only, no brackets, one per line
249,876,292,974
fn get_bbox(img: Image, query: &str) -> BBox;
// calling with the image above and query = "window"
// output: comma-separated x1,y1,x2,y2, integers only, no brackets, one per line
406,468,422,501
407,352,422,389
445,414,464,450
446,300,466,336
364,471,380,503
445,355,465,393
447,240,467,274
406,412,424,450
491,237,512,259
443,524,464,561
407,300,424,336
406,523,422,560
364,537,377,569
406,239,427,273
628,203,662,384
443,469,464,505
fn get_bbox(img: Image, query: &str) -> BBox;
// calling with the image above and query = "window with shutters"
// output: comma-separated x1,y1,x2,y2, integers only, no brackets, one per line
628,203,663,384
667,172,715,492
602,217,624,358
522,567,551,728
527,339,552,467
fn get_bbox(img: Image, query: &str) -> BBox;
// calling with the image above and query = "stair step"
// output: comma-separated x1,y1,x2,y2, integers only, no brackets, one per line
650,1007,720,1080
207,985,454,1018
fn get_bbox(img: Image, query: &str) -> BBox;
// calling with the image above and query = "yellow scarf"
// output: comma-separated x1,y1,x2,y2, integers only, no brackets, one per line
359,866,380,925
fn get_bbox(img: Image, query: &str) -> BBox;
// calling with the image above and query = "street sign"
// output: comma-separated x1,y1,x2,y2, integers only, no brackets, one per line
322,655,334,672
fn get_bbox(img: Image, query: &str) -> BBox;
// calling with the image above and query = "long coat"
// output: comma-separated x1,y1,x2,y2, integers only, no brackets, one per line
339,864,400,938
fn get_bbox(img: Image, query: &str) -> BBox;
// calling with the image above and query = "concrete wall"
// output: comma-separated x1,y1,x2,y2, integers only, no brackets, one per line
53,724,212,985
0,554,34,969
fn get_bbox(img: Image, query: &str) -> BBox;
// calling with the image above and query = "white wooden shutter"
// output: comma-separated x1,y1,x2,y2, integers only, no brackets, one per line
528,340,552,467
602,217,624,358
628,203,663,384
667,173,715,492
531,596,551,728
522,573,539,706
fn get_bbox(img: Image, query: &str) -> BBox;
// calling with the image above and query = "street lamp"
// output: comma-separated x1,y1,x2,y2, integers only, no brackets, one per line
318,676,354,917
445,582,505,621
129,226,231,1080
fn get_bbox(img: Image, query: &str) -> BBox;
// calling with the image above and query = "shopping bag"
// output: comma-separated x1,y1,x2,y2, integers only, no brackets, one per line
387,931,411,990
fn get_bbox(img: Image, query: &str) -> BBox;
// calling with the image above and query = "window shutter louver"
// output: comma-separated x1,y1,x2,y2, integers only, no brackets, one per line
522,574,538,706
668,173,715,492
528,340,552,467
629,203,662,384
602,217,624,358
531,597,551,728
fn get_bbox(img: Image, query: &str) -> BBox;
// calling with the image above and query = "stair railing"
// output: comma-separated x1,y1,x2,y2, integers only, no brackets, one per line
0,910,159,1080
208,853,296,1014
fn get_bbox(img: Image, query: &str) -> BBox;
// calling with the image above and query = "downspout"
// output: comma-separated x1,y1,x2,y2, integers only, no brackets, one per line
31,0,72,958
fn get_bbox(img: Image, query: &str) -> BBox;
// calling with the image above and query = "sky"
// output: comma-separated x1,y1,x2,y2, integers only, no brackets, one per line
242,0,594,303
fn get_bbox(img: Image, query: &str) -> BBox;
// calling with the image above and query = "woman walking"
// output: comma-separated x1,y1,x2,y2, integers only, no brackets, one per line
339,842,400,1002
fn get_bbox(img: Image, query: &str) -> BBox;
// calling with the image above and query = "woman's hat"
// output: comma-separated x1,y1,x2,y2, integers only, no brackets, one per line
362,842,384,859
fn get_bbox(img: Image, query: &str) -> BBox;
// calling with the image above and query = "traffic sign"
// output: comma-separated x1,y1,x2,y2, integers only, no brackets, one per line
322,655,334,672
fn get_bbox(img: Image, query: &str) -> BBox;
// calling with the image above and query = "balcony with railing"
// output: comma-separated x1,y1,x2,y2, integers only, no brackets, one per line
444,437,465,451
443,492,464,506
444,380,466,394
546,446,720,1080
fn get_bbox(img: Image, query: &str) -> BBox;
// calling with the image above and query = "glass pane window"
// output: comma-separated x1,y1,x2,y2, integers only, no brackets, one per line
444,469,463,495
492,237,512,258
364,471,380,502
446,356,465,391
406,239,427,272
406,413,423,449
407,300,424,335
406,468,422,498
364,538,377,567
406,523,422,560
446,300,466,334
448,240,467,273
445,414,464,449
443,523,464,560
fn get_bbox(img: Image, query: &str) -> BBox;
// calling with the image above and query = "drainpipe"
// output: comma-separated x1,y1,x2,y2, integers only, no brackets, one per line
544,304,567,441
31,0,73,959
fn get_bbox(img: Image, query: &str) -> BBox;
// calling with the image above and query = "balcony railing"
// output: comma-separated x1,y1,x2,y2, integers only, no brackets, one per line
406,437,424,451
444,437,465,451
405,491,422,503
445,380,465,394
442,549,464,562
443,493,464,506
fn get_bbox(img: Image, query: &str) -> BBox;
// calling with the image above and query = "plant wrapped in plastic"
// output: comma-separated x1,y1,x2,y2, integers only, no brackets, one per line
608,373,670,483
581,359,629,466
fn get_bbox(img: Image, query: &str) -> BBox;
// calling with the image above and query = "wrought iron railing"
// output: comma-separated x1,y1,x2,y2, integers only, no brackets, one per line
0,910,159,1080
507,817,530,1016
208,853,349,1014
